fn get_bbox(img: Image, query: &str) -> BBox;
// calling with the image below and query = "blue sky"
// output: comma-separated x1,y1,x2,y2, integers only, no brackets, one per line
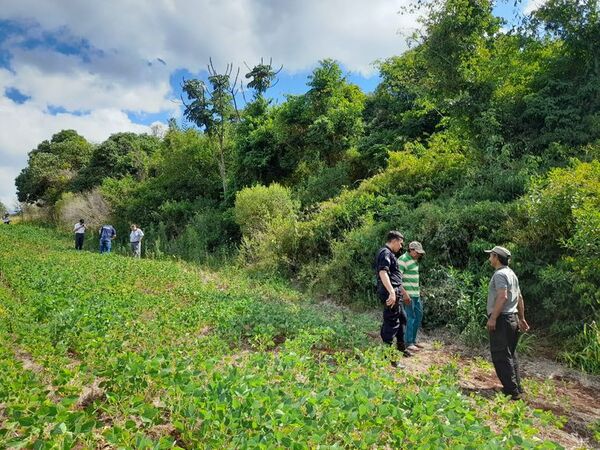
0,0,537,209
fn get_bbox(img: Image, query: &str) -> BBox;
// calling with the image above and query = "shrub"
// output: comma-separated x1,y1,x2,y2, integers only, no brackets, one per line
422,266,489,346
234,183,298,236
309,217,391,305
239,215,299,276
561,322,600,374
515,159,600,332
54,188,112,231
167,207,239,263
235,184,300,276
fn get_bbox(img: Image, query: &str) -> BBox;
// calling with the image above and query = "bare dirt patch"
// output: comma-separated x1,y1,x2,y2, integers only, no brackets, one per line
12,347,62,403
390,329,600,449
75,378,106,409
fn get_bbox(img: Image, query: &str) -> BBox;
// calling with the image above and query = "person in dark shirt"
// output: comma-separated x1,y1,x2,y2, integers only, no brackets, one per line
375,230,412,364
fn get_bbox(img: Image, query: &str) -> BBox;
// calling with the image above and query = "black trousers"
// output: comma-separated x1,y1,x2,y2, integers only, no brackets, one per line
489,313,522,396
75,233,85,250
380,297,407,352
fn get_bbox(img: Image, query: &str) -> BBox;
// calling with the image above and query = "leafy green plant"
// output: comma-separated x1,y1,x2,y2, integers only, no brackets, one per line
0,224,568,448
561,321,600,374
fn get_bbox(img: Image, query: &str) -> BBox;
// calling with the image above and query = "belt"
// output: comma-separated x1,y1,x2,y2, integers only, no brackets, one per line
488,312,518,318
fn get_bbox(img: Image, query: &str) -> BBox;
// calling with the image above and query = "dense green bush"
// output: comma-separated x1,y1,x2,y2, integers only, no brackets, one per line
234,184,300,275
516,160,600,324
234,183,298,236
561,321,600,374
308,217,390,305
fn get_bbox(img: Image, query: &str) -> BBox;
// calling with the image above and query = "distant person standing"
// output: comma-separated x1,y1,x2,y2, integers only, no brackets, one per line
2,213,10,225
375,230,412,365
399,241,425,353
485,245,530,400
73,219,86,250
129,224,144,258
99,224,116,254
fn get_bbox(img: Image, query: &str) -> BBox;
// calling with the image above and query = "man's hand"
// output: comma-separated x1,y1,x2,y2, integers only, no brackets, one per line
518,319,530,333
486,317,496,332
403,292,411,305
386,292,397,307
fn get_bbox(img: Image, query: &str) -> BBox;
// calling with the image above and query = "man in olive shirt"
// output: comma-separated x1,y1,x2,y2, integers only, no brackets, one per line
485,245,530,400
375,231,412,363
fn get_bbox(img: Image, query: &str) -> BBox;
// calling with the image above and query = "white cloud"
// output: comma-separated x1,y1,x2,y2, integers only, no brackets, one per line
0,0,420,205
523,0,547,15
0,0,417,76
10,48,173,112
0,75,150,207
0,166,20,210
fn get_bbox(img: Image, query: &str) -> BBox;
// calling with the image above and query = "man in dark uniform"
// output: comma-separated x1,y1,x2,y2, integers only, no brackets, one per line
376,230,412,364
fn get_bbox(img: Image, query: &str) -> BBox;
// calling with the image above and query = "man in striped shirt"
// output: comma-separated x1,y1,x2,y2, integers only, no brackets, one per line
399,241,425,352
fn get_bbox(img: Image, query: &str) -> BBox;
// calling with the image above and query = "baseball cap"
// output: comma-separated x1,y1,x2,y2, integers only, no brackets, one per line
409,241,425,254
484,245,511,258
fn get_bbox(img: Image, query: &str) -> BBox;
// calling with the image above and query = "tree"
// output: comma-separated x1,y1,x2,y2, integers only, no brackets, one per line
512,0,600,155
0,201,7,216
156,128,222,202
359,50,441,175
15,130,93,204
244,58,282,99
72,132,161,191
182,59,241,200
275,60,366,204
233,60,282,189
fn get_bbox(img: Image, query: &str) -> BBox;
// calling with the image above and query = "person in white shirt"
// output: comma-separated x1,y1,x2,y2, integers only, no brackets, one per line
129,224,144,258
73,219,86,250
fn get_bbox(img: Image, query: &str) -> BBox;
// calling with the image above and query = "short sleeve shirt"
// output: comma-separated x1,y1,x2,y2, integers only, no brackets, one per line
99,225,116,241
130,229,144,243
74,223,86,234
487,266,520,315
375,245,402,298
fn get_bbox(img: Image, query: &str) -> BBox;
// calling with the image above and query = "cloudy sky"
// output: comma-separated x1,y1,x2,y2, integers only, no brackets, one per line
0,0,535,209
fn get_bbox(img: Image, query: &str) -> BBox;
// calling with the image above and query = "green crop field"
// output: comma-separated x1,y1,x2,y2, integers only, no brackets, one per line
0,225,565,449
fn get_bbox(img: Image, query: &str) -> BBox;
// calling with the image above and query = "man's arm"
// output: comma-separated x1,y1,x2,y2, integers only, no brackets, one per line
517,292,530,332
397,259,411,304
487,288,507,331
379,270,396,307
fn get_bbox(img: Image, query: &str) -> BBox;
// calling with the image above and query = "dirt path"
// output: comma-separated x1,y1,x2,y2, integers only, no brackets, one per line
396,329,600,449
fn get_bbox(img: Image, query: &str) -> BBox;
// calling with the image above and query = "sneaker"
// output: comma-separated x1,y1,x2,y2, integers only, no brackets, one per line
406,345,420,352
402,350,414,358
391,361,406,369
415,343,426,349
510,393,523,401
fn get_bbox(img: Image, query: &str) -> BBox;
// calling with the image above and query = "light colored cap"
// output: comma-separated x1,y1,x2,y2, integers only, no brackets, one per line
484,245,511,258
409,241,425,254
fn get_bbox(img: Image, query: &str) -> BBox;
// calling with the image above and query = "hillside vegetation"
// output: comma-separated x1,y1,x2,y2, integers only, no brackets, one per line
0,225,580,448
12,0,600,371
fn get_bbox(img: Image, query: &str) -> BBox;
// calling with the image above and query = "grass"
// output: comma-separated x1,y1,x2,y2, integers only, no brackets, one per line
0,225,567,449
